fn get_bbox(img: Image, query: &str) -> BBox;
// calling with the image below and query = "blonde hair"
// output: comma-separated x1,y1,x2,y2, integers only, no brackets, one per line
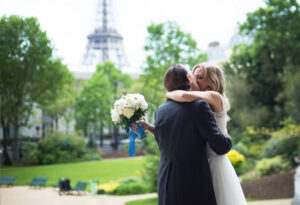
192,63,230,110
192,63,226,95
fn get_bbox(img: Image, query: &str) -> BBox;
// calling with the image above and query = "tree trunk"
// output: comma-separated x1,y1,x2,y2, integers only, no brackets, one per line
55,116,59,130
66,120,69,135
100,121,103,147
42,110,45,137
84,125,87,137
12,124,19,161
50,118,54,133
113,126,119,150
1,120,12,165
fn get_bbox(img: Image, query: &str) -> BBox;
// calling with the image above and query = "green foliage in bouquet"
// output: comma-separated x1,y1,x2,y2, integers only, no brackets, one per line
121,108,147,129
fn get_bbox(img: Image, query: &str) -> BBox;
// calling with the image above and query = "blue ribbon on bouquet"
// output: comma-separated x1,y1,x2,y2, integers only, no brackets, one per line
125,122,146,157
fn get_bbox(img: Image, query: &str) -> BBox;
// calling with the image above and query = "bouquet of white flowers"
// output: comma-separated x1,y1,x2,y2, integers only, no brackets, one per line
111,93,148,156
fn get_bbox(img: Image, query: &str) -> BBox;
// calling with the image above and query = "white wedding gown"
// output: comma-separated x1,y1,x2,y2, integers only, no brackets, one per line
207,97,247,205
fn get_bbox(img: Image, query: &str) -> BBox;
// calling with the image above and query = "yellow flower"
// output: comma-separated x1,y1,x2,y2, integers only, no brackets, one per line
226,149,245,166
97,182,120,192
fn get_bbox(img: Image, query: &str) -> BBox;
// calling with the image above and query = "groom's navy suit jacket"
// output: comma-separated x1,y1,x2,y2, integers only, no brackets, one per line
154,100,232,205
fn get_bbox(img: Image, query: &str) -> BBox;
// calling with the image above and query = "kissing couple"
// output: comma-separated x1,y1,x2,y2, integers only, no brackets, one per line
133,63,247,205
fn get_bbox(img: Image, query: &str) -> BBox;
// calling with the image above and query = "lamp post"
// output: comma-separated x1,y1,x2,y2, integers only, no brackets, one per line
35,126,40,138
292,154,300,205
95,108,103,148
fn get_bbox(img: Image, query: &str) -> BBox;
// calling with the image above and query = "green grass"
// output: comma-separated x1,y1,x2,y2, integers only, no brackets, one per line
125,197,258,205
125,197,158,205
0,157,145,188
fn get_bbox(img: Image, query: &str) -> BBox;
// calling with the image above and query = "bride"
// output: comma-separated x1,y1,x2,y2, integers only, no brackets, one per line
135,63,247,205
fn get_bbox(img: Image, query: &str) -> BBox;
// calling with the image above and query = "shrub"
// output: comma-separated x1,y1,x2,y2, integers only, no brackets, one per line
142,133,160,192
97,189,105,194
143,154,160,192
260,135,300,167
112,178,148,195
82,152,102,161
234,142,249,157
21,142,38,159
21,142,39,165
226,149,246,175
239,158,256,175
23,149,40,165
39,153,56,164
87,135,96,150
256,156,290,176
241,170,261,182
38,131,86,164
97,182,120,194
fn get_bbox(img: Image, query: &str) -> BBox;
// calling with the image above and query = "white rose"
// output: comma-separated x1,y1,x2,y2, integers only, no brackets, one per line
111,109,120,123
135,102,141,109
125,97,133,106
122,108,135,119
114,105,122,114
141,101,148,110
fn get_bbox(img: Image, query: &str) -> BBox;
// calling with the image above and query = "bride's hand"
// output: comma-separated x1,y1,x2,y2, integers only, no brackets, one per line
165,92,171,101
166,91,177,100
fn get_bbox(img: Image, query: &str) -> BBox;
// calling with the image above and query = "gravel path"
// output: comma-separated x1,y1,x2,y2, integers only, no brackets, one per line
248,199,292,205
0,186,292,205
0,186,157,205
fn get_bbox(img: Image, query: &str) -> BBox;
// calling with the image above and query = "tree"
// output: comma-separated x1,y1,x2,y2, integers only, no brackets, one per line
96,61,133,98
42,74,76,134
0,15,72,161
75,68,113,146
140,21,207,108
95,61,133,147
75,61,133,145
224,0,300,130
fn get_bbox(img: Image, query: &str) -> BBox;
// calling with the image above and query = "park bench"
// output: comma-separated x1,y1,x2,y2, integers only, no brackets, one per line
52,179,61,188
59,180,88,195
0,176,15,186
28,177,48,187
72,181,88,194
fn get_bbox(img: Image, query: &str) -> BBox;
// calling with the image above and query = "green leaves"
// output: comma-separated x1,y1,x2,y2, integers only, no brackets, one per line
225,0,300,129
0,15,72,126
75,61,133,133
0,15,74,160
141,21,207,107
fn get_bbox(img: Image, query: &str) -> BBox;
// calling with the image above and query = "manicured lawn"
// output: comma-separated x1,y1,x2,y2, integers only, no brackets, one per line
125,197,158,205
0,157,145,187
125,197,258,205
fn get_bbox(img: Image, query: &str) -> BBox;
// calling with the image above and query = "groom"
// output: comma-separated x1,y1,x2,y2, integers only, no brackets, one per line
155,64,232,205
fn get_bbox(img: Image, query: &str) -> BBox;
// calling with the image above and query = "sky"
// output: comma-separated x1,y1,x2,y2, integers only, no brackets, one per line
0,0,266,73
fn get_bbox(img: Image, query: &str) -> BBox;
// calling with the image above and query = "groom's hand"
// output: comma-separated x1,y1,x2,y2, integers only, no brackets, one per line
131,123,138,134
131,121,152,135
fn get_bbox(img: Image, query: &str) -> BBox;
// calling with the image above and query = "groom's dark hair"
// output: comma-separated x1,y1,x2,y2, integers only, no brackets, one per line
163,64,190,91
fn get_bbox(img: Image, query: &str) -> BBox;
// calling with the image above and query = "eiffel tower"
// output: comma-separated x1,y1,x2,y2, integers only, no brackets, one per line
83,0,125,68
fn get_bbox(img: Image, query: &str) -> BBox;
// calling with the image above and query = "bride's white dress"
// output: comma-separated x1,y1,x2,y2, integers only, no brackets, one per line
207,97,247,205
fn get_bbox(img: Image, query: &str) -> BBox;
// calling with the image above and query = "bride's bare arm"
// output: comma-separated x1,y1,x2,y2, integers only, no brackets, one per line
166,90,223,112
